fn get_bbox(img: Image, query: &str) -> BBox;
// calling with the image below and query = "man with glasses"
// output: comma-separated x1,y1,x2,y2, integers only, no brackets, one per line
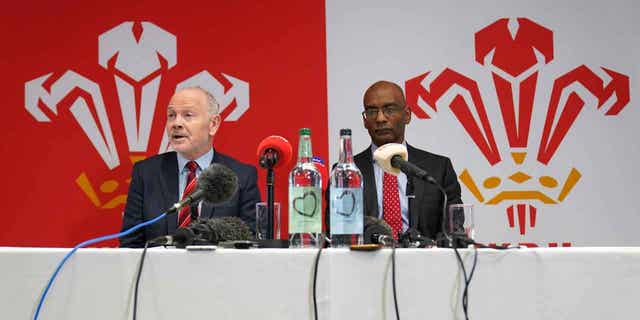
356,80,462,240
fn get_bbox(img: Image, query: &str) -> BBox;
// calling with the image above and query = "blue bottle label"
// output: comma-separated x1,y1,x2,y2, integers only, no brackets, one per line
330,187,363,235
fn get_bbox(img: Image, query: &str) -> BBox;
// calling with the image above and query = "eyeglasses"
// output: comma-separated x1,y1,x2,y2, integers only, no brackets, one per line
361,106,405,120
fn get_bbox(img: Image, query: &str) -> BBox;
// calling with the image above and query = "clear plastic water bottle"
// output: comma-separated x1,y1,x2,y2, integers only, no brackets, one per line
329,129,363,247
288,128,323,248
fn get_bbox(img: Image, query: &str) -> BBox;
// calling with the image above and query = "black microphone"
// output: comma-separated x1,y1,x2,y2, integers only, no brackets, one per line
167,163,239,215
373,143,452,247
399,228,435,248
390,155,436,184
151,216,252,248
363,216,394,246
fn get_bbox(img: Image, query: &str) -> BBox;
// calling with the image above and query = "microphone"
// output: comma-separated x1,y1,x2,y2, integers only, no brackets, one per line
151,216,253,248
167,163,239,215
363,216,394,246
257,135,293,169
399,228,435,248
373,143,436,183
373,143,453,247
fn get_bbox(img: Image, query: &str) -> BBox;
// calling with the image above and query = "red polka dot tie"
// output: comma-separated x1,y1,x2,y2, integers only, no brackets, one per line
178,161,199,227
383,172,402,239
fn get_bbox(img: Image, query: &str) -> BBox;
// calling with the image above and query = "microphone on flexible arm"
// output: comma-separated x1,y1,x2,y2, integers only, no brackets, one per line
373,143,436,183
151,216,253,248
166,163,239,215
373,143,458,247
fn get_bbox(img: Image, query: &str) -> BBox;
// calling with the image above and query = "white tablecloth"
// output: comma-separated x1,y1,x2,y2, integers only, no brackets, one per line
1,247,638,319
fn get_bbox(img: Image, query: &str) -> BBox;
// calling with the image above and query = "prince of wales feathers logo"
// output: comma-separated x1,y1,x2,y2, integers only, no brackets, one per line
24,21,251,209
405,18,630,237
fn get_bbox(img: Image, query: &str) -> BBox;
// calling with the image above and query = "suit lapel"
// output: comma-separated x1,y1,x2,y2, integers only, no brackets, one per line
355,147,378,218
199,149,219,219
407,143,430,230
162,153,180,234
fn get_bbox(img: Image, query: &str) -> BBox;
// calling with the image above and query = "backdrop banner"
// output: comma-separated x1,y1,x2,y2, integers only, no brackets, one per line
326,0,639,246
1,1,328,246
1,0,638,247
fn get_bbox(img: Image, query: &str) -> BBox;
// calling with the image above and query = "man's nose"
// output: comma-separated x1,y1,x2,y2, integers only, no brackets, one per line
171,116,184,127
375,109,387,122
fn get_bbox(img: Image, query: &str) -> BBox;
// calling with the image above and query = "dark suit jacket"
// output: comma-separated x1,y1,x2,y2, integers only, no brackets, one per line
119,150,262,248
350,144,462,240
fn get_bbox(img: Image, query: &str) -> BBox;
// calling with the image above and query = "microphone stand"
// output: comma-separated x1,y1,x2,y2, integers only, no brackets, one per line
260,149,277,240
406,177,416,230
400,170,451,247
259,149,289,248
266,166,275,240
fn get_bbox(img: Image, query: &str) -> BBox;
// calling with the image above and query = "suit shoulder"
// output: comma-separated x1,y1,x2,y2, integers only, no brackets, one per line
408,145,453,165
131,152,176,169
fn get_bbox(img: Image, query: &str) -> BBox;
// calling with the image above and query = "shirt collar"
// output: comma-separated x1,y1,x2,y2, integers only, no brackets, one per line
176,148,214,172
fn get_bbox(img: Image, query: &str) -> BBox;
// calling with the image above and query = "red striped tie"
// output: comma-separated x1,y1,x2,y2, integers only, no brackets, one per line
178,161,199,227
383,172,402,239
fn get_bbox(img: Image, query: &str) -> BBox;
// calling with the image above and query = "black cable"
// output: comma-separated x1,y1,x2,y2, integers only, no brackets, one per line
133,241,150,320
461,245,479,319
452,245,470,320
391,242,400,320
312,238,324,320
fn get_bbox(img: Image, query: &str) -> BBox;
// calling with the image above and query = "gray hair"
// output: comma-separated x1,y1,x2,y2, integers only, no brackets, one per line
181,86,220,115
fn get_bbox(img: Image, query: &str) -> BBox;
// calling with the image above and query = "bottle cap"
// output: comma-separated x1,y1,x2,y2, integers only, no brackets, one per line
340,128,351,136
299,128,311,135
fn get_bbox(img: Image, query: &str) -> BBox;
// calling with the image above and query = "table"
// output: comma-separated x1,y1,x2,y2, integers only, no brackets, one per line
1,247,638,319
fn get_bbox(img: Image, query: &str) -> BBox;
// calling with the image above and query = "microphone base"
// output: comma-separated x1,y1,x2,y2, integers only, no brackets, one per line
256,239,290,248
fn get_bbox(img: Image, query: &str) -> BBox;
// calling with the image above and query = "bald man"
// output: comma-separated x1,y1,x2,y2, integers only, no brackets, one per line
120,87,261,248
356,80,462,240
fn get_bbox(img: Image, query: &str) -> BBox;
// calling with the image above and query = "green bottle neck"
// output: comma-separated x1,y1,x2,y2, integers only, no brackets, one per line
297,134,313,163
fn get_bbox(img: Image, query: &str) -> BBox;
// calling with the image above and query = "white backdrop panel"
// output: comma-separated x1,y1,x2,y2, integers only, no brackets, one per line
326,0,640,246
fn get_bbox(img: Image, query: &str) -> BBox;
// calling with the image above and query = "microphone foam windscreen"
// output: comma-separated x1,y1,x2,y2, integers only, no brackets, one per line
198,163,239,204
372,143,408,175
363,216,394,244
205,216,253,242
256,135,293,169
173,227,197,247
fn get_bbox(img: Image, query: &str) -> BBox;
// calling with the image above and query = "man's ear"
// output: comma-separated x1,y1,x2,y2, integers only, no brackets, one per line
403,108,412,125
209,114,221,136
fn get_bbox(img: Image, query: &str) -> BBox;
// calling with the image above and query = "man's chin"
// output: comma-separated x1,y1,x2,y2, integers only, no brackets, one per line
372,135,398,146
170,144,189,154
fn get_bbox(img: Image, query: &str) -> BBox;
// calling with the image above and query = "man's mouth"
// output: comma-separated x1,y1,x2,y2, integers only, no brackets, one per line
171,133,188,141
374,128,393,135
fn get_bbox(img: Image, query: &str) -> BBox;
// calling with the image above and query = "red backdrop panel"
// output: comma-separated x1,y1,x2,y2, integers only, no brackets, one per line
0,0,328,247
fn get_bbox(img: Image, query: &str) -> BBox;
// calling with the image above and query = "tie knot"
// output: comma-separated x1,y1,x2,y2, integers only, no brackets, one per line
186,161,199,173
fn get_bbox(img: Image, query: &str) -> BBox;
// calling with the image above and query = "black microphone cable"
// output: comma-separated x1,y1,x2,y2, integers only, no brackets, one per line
452,239,477,320
312,235,328,320
430,181,478,319
391,237,401,320
132,241,150,320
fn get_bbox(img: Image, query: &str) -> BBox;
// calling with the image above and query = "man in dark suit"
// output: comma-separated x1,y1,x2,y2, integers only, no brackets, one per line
355,80,462,240
119,87,261,248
